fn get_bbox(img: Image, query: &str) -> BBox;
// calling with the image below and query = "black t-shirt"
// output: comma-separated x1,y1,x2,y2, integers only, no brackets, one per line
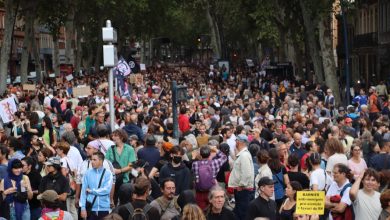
39,172,70,210
115,199,161,220
216,160,229,183
246,196,278,220
287,171,310,189
27,170,42,209
206,207,236,220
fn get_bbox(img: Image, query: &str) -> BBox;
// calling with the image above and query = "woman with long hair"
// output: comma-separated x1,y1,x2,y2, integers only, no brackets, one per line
181,204,206,220
325,138,348,175
268,147,290,208
280,181,303,220
0,159,33,220
41,116,57,150
37,148,54,177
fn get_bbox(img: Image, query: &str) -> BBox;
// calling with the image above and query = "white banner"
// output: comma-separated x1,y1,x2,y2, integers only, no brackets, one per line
0,97,17,123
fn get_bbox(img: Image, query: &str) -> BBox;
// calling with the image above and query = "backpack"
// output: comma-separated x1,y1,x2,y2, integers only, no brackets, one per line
195,160,215,191
377,96,384,111
272,168,285,200
124,203,152,220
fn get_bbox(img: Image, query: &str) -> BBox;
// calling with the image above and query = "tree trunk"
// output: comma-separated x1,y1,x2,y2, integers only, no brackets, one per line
203,0,222,59
65,0,75,65
299,0,324,83
20,13,33,83
74,28,82,74
318,14,341,105
85,43,94,71
0,0,16,94
290,31,304,79
53,36,60,76
94,40,102,72
278,26,287,62
32,22,42,83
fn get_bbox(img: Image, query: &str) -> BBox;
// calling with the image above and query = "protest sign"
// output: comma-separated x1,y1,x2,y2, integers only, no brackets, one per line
210,65,214,70
23,84,35,91
99,82,108,90
296,191,325,215
56,77,63,85
0,97,17,123
73,86,91,97
140,64,146,71
66,74,74,81
129,74,136,84
135,74,143,85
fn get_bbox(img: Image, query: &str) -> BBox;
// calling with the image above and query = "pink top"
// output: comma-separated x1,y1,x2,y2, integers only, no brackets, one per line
348,158,367,179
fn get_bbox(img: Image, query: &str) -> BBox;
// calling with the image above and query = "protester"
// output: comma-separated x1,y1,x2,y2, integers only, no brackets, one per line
80,152,113,220
21,157,42,220
205,185,236,220
150,178,181,220
37,190,73,220
247,176,278,220
279,181,303,220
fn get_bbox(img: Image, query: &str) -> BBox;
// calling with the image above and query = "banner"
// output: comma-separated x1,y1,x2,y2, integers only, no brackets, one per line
73,86,91,97
296,191,325,215
23,84,35,91
0,97,17,123
66,74,74,81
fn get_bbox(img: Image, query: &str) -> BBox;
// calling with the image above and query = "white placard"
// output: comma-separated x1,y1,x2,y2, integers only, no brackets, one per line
210,65,214,70
140,64,146,71
66,74,74,81
0,97,17,123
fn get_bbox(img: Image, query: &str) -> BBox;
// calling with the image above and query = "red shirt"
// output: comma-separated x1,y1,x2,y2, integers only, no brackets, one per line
70,115,81,129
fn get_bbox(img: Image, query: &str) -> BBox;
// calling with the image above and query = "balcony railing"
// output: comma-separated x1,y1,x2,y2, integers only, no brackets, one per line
353,32,378,48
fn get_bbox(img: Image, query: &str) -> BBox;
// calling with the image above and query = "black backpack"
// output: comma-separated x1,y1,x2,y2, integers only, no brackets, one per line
124,203,152,220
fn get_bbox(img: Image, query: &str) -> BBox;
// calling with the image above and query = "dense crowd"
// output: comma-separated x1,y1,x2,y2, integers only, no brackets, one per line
0,65,389,220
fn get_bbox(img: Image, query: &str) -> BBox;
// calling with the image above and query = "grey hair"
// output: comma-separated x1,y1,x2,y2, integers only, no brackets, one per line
208,185,227,201
61,131,77,145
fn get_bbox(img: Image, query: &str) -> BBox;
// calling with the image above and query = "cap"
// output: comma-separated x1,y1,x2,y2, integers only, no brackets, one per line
258,177,276,187
370,86,376,91
129,135,139,141
75,106,83,111
37,190,59,203
250,128,261,133
338,107,345,111
162,141,174,152
236,134,248,143
345,118,353,123
44,157,61,166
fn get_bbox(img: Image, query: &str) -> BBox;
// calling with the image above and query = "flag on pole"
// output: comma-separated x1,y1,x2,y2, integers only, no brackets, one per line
114,57,131,97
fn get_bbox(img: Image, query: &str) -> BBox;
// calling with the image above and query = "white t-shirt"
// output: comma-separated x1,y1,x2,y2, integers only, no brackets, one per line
67,146,83,169
353,189,381,220
95,139,115,155
326,153,348,174
326,181,352,220
310,168,333,191
227,134,237,159
60,156,76,171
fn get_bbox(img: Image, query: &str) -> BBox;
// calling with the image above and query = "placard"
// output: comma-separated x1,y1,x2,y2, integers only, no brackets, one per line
99,82,108,90
296,191,325,215
56,77,63,85
129,74,136,84
140,64,146,71
66,74,74,81
0,97,17,123
73,86,91,97
23,84,35,91
210,65,214,70
135,74,143,85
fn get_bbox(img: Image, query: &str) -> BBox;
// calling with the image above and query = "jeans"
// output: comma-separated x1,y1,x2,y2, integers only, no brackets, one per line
9,203,30,220
88,211,109,220
233,189,254,220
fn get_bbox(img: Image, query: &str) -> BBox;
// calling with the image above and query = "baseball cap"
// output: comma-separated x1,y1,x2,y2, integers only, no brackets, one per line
236,134,249,143
44,157,61,166
258,177,276,187
338,107,345,111
37,190,59,203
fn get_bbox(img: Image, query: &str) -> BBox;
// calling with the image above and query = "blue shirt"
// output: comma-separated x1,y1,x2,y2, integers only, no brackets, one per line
80,167,113,212
137,146,161,172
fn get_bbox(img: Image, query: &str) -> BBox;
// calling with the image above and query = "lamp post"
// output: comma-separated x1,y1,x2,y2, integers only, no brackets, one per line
102,20,118,130
341,0,353,105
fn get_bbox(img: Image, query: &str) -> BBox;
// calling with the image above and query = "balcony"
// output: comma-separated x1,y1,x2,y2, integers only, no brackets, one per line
353,32,378,48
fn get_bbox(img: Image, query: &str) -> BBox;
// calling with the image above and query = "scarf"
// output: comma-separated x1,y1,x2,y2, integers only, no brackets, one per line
4,159,26,220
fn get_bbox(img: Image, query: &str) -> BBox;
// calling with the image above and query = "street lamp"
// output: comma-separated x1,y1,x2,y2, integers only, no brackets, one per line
341,0,354,105
102,20,118,130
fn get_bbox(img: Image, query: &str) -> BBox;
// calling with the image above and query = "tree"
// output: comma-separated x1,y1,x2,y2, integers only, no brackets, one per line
0,0,19,94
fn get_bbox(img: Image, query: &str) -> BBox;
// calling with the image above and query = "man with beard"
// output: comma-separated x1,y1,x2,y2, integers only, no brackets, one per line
150,178,181,220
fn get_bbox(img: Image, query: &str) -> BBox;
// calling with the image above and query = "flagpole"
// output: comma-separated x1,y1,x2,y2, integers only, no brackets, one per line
109,68,115,130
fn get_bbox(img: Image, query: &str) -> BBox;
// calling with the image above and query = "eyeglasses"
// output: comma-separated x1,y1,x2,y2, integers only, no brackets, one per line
353,148,361,152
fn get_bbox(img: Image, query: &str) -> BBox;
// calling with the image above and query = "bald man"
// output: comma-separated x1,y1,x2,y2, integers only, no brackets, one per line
289,133,306,159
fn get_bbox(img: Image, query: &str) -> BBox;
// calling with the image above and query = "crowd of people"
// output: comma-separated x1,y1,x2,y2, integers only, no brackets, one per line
0,64,389,220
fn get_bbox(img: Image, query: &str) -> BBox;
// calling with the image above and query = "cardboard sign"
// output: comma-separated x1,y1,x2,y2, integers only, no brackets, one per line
73,86,91,97
0,97,17,123
140,64,146,71
135,74,143,85
56,77,63,85
129,74,136,84
66,74,74,81
99,82,108,90
23,84,35,91
296,191,325,215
